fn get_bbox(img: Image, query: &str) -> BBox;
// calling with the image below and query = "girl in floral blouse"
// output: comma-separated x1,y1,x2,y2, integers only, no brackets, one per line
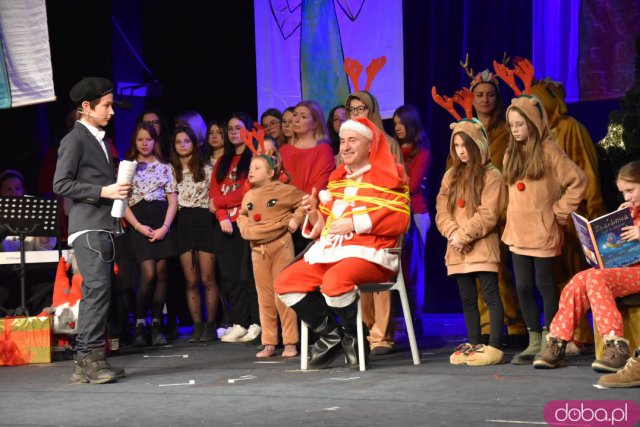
170,125,219,342
124,122,178,347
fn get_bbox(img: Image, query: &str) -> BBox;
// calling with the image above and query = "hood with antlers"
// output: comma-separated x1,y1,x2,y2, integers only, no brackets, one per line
493,57,551,141
431,86,491,166
343,56,387,129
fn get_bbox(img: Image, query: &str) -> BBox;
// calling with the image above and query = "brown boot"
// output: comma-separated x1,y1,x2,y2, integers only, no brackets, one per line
598,355,640,388
533,336,567,369
81,348,117,384
71,353,125,383
591,335,630,373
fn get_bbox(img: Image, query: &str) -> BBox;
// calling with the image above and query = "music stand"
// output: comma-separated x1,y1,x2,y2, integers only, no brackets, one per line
0,196,58,316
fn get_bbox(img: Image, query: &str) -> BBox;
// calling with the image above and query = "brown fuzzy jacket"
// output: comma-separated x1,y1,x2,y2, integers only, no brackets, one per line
435,119,506,275
237,180,306,245
502,139,587,257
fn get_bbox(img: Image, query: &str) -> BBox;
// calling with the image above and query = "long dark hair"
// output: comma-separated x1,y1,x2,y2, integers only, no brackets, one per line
170,125,206,183
393,104,430,157
326,105,344,155
205,118,230,161
215,112,253,183
125,122,165,163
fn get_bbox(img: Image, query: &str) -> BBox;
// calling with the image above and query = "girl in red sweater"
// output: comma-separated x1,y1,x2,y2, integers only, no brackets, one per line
209,112,260,343
394,104,431,326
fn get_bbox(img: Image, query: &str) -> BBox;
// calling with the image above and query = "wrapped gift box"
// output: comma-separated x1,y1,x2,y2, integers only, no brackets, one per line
0,316,53,366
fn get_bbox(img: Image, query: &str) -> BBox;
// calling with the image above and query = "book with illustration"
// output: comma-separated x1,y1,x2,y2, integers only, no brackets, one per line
571,208,640,269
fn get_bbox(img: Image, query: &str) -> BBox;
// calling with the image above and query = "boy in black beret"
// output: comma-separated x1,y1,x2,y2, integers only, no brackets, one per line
53,77,130,384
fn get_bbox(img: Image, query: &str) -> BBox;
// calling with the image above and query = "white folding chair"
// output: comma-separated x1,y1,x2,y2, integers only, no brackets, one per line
300,247,421,371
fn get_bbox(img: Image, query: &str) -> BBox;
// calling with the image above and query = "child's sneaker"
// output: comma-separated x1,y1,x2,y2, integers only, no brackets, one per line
450,343,474,365
238,324,261,343
467,344,504,366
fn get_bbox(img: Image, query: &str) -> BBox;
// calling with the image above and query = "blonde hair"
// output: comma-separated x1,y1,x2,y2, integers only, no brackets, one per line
293,100,330,143
503,107,545,184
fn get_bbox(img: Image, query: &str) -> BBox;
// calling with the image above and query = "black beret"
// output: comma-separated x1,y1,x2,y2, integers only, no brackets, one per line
69,77,113,103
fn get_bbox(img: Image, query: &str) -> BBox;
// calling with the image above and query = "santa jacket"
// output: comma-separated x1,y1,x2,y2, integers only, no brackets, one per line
302,164,410,272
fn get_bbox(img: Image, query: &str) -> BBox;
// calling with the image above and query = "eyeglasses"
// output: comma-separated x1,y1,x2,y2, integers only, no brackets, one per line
143,120,161,126
262,119,281,129
227,125,244,133
346,106,368,114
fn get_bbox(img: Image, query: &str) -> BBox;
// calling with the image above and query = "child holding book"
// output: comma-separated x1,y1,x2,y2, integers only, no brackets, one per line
237,129,304,358
534,160,640,374
493,58,587,365
433,87,506,365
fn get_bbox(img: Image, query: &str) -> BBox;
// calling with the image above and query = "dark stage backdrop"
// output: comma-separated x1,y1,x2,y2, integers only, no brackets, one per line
0,1,621,312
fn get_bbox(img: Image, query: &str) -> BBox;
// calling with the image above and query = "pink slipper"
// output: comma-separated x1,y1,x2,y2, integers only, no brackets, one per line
281,344,298,358
256,345,276,358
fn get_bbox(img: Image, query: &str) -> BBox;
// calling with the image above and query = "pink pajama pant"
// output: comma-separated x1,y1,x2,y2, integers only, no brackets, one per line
550,265,640,341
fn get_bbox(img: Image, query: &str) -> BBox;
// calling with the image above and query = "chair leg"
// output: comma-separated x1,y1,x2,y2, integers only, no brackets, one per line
356,297,366,371
301,321,309,370
397,285,421,365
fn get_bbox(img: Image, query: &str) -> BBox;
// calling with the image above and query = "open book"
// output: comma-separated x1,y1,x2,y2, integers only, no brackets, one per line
571,208,640,269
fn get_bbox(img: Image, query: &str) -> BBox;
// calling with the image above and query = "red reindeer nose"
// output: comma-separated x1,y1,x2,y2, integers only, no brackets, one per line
516,181,526,191
253,213,262,222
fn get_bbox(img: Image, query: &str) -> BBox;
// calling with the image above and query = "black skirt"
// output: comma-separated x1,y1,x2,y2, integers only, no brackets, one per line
176,207,216,255
128,200,176,263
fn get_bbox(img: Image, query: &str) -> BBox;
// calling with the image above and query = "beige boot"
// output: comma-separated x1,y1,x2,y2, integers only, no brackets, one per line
598,355,640,388
467,345,504,366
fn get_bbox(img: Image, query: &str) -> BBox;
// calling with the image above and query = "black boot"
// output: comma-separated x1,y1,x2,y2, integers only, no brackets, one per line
329,297,369,370
291,292,344,369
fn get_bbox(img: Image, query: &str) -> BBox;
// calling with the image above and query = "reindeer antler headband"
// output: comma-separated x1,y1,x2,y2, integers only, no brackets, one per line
431,86,488,141
460,53,508,90
493,57,535,97
239,123,277,169
344,56,387,92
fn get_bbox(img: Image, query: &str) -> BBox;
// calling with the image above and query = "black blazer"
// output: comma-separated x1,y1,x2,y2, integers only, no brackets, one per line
53,121,117,235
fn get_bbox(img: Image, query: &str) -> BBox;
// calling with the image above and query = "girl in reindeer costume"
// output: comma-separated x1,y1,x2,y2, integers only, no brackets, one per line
493,58,587,365
274,117,410,369
237,128,306,358
433,86,506,365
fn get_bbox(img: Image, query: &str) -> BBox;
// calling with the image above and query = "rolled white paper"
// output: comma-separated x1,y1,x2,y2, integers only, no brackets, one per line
111,160,137,218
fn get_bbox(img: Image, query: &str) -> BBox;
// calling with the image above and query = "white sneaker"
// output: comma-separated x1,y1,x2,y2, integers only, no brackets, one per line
237,324,261,342
217,327,232,339
220,324,248,342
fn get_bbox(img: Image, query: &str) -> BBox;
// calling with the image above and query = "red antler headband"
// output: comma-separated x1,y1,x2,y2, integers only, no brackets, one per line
239,125,277,169
344,56,387,92
431,86,475,121
493,57,535,96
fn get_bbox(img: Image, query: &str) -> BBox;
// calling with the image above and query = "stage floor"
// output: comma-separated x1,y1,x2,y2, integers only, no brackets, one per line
0,315,637,427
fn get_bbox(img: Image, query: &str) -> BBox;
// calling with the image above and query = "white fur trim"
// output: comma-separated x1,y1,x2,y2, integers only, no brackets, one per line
304,242,399,272
318,190,333,204
323,290,358,308
352,206,372,234
302,213,325,239
345,164,371,180
339,120,373,140
278,292,307,307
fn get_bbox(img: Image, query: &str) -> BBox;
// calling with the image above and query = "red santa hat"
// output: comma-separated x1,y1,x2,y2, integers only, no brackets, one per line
334,118,406,189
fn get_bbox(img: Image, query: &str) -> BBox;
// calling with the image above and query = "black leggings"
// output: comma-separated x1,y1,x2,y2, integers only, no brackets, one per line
454,272,504,348
511,253,558,332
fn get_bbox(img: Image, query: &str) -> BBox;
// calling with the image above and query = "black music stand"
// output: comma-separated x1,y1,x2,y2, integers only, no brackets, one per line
0,196,58,316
